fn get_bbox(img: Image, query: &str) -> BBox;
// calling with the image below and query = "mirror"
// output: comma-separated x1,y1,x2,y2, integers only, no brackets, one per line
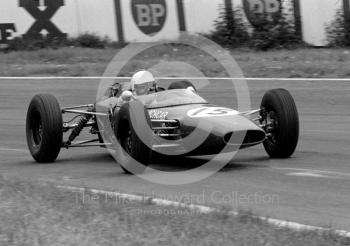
121,90,133,102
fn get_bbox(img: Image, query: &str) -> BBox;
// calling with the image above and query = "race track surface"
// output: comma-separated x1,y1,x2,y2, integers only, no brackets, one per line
1,78,350,231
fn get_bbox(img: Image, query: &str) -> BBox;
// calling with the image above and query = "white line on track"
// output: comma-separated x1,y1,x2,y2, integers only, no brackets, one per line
59,185,350,238
0,148,27,153
272,167,350,177
286,172,334,178
303,129,350,134
0,77,349,81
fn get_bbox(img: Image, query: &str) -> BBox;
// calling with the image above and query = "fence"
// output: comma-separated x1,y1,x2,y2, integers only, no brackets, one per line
0,0,348,46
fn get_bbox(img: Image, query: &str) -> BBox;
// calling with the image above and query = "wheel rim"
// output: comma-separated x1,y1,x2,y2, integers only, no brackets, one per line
31,111,43,147
265,111,279,144
123,127,133,154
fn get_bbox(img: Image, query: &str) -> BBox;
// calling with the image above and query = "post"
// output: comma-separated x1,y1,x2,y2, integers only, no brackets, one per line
114,0,125,45
293,0,302,39
224,0,235,32
343,0,350,25
176,0,186,31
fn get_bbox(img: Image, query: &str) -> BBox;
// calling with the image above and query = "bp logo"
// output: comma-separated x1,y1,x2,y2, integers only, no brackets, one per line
131,0,167,36
243,0,281,28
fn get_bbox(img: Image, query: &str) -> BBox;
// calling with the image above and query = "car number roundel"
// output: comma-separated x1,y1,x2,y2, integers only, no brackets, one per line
187,107,239,118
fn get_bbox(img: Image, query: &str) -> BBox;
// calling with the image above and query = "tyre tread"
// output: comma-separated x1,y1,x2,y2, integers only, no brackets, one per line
26,94,62,162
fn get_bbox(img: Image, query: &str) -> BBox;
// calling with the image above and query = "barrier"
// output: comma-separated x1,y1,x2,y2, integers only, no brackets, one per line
0,0,348,46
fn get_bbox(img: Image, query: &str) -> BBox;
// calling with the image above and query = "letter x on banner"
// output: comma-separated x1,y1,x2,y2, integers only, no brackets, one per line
19,0,67,39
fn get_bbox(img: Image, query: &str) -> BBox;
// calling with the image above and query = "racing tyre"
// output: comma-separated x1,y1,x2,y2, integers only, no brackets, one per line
115,100,152,174
260,89,299,158
168,80,197,91
26,94,63,162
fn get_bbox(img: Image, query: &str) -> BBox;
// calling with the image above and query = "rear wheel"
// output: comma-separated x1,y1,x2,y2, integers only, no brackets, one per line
26,94,63,162
260,89,299,158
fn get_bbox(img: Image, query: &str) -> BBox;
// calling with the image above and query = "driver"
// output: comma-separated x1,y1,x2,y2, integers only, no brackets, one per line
114,70,157,108
130,70,157,96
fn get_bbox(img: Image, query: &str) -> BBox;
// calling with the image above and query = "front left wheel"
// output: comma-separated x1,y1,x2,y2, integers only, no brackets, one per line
26,94,63,163
115,100,152,174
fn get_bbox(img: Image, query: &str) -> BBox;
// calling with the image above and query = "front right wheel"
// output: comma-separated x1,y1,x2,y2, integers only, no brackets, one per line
26,94,63,163
260,88,299,158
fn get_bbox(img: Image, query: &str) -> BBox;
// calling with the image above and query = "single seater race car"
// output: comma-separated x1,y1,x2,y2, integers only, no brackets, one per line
26,80,299,174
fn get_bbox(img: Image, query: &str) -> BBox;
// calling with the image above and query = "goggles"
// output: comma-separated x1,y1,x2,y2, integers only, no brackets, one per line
134,81,155,95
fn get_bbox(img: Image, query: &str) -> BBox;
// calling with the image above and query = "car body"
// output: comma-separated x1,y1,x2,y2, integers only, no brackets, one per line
98,87,266,156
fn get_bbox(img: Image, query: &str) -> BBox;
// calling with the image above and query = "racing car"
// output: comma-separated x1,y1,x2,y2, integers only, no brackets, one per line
26,80,299,174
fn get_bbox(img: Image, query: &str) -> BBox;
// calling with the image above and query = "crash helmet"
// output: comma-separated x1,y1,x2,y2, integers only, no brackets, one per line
130,70,156,96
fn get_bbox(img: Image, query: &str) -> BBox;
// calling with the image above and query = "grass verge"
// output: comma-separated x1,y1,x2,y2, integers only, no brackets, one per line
0,47,349,78
0,175,349,246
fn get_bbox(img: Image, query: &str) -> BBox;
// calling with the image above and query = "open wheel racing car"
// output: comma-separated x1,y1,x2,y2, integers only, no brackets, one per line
26,80,299,174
